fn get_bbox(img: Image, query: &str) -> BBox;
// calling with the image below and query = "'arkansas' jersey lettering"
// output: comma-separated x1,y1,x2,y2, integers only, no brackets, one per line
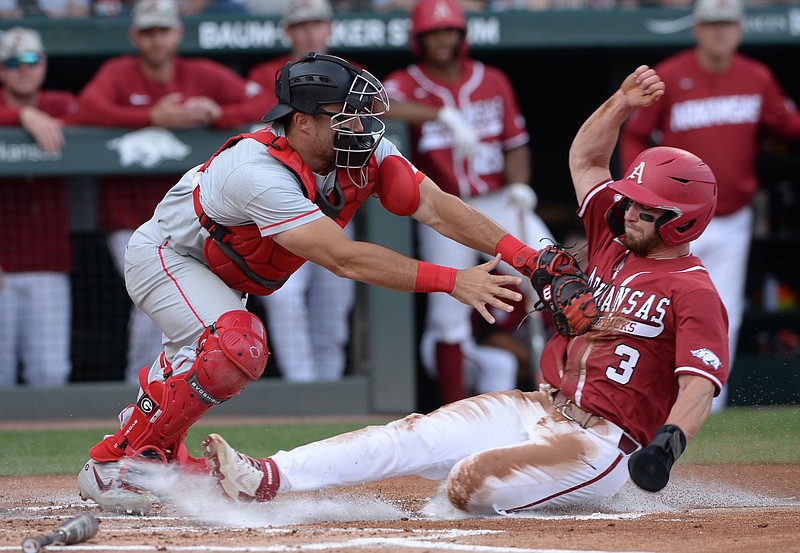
670,94,761,132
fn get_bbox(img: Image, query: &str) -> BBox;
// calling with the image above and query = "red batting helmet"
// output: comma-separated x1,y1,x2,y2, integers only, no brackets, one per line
410,0,468,58
606,146,717,246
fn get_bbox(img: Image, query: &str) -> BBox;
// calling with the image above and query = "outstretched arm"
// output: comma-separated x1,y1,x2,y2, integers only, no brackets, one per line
411,176,511,259
274,215,522,324
568,65,665,205
410,176,599,335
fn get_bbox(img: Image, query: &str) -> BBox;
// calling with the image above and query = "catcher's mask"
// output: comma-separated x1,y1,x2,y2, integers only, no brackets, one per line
409,0,468,59
606,146,717,246
262,52,390,188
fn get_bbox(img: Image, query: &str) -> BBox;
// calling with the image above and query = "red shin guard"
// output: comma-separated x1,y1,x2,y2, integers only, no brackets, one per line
90,310,268,463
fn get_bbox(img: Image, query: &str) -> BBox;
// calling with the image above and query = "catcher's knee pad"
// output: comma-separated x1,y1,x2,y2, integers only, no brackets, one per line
92,310,268,461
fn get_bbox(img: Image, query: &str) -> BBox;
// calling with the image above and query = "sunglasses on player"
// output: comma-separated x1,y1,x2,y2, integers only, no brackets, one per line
2,52,43,69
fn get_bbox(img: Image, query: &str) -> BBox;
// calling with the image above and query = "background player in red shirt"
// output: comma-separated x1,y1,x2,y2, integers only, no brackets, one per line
0,27,77,388
619,0,800,411
201,64,729,513
246,0,360,384
382,0,553,405
71,0,266,384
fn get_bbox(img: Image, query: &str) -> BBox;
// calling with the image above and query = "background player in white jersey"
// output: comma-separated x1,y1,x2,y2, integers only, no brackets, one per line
77,52,564,515
247,0,359,383
620,0,800,411
382,0,553,404
202,65,730,513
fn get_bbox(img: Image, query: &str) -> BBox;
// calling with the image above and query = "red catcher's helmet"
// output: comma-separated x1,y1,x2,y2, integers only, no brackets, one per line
606,146,717,246
410,0,468,58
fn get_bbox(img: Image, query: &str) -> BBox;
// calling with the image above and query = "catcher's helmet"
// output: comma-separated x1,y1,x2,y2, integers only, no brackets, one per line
606,146,717,246
410,0,468,58
262,52,389,188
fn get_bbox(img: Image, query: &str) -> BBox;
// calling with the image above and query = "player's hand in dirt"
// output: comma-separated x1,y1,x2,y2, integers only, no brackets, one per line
451,254,523,324
628,424,686,492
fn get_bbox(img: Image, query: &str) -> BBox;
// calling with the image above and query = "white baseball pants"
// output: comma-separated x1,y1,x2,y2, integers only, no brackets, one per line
259,223,355,382
0,272,71,387
107,229,166,385
123,224,249,386
418,188,552,371
271,389,633,514
691,206,752,411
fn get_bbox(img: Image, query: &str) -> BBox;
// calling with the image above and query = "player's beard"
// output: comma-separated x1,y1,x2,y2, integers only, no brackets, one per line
623,227,662,257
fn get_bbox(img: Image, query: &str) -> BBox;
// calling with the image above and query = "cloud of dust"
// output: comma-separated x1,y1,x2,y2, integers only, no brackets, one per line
122,459,407,528
123,459,798,525
422,475,798,520
606,476,798,513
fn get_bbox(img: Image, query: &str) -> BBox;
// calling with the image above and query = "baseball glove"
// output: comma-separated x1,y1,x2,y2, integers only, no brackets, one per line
530,245,599,337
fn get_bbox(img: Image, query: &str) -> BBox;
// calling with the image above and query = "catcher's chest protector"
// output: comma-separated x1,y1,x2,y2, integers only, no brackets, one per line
193,129,376,296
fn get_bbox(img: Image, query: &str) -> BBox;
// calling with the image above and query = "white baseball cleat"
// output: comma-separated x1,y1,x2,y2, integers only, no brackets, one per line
77,458,153,516
202,433,280,502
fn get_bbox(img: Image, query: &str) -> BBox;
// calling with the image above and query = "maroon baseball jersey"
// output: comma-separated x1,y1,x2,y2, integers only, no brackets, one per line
383,60,528,198
620,50,800,216
72,55,267,232
0,91,77,272
539,182,730,445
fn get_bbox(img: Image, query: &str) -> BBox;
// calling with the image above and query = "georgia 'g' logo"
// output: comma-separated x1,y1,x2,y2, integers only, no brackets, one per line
691,347,722,370
137,394,155,414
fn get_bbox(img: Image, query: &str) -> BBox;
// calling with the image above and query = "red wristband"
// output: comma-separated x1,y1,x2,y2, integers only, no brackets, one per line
495,234,537,277
415,261,457,293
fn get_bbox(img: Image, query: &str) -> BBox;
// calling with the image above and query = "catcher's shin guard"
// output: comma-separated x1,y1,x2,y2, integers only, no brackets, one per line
91,310,268,462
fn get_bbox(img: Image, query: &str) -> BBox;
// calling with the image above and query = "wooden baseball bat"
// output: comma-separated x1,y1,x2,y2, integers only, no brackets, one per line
21,513,99,553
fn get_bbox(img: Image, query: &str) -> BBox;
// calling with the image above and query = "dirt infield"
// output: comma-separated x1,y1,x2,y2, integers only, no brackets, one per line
2,464,798,553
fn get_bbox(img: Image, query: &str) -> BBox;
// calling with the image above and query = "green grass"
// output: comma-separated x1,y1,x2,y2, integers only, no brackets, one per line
0,407,797,476
0,419,390,477
682,405,800,464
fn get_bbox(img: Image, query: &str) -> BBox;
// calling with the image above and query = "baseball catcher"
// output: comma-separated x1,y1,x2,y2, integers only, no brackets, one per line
77,50,554,516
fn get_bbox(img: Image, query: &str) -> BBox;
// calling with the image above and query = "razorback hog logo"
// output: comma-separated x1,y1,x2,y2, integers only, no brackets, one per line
107,127,191,168
690,347,722,370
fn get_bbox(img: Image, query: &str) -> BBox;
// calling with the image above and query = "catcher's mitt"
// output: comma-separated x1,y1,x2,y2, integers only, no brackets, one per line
530,245,599,337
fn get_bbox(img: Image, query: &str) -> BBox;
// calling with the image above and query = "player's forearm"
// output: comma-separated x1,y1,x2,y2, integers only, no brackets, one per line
73,98,151,127
663,374,715,443
320,240,441,292
569,89,632,180
382,101,442,125
421,191,510,257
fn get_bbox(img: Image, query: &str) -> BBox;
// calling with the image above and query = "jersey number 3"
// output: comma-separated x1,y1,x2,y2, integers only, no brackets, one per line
606,344,639,385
